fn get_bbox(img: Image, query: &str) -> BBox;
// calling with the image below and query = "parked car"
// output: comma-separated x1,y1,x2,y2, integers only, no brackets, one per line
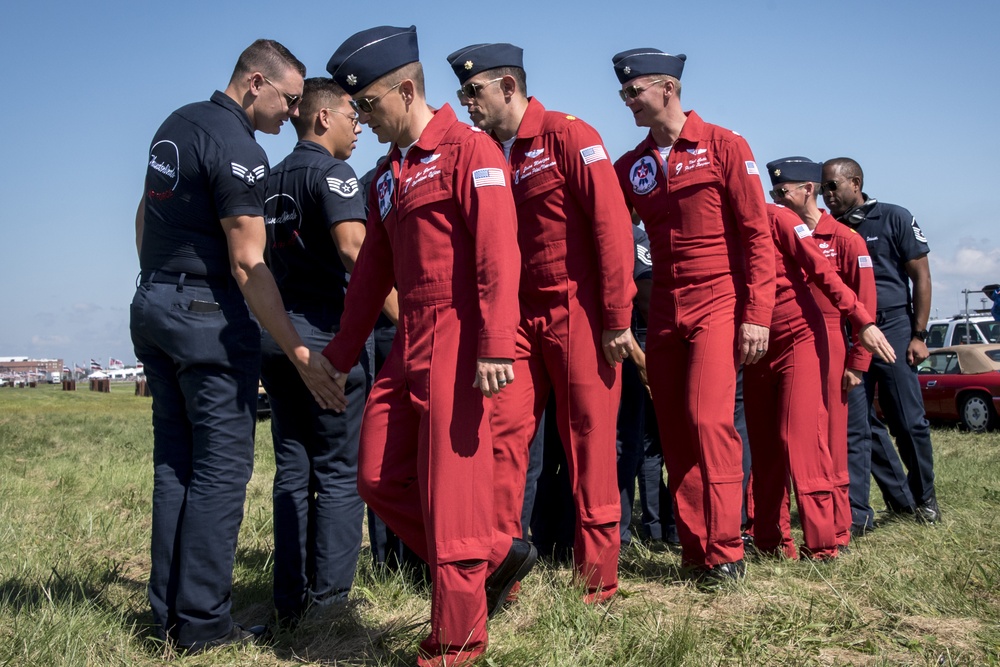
926,314,1000,349
914,344,1000,431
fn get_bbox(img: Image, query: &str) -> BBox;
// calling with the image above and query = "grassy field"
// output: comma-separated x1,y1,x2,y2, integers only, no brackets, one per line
1,383,999,666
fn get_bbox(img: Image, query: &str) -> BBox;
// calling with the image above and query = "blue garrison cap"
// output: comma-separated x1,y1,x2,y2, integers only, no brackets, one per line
612,48,686,84
326,25,419,95
446,43,524,84
766,156,822,186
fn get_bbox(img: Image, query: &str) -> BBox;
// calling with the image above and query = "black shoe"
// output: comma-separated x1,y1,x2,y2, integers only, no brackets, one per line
696,559,746,586
179,624,261,655
915,497,941,524
850,522,876,538
741,532,755,550
485,538,537,619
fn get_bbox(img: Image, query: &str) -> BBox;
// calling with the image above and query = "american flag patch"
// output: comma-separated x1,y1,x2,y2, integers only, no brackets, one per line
472,168,506,188
580,145,607,164
859,255,873,268
794,223,812,239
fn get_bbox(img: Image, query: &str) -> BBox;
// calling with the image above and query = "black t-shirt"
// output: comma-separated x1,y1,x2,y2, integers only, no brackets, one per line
265,141,366,312
632,224,653,341
842,196,929,312
141,91,268,276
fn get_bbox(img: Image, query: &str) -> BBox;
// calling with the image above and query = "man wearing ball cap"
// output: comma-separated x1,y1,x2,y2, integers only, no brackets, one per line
611,47,775,581
446,42,635,603
765,156,878,550
322,25,532,666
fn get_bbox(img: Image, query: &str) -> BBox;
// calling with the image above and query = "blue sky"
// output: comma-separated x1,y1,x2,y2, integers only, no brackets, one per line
2,0,998,367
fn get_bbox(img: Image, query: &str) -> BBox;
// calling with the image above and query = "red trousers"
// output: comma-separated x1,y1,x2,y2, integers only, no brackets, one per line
820,316,852,547
490,279,621,599
646,277,745,567
357,302,512,666
743,309,837,560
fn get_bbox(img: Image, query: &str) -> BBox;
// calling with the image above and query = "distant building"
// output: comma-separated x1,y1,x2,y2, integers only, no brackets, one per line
0,357,64,383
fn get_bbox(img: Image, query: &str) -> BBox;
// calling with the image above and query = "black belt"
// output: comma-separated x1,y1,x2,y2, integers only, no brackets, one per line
139,270,231,289
875,305,909,324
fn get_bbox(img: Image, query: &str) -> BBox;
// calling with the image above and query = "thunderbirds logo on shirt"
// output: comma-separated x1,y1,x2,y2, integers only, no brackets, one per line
326,176,359,198
580,145,608,164
630,156,658,195
376,171,394,220
147,139,180,200
911,218,928,243
472,168,506,188
232,162,266,186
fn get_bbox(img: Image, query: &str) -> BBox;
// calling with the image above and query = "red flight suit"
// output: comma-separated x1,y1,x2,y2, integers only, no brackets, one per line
614,111,775,568
489,98,635,600
323,105,520,666
744,204,874,559
807,211,877,547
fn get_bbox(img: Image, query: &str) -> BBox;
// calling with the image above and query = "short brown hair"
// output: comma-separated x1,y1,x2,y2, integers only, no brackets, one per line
380,61,425,98
230,39,306,83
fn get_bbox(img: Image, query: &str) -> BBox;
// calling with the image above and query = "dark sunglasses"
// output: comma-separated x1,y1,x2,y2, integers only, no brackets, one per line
263,76,301,108
350,81,403,114
769,183,808,200
456,77,503,101
821,179,845,193
618,79,664,102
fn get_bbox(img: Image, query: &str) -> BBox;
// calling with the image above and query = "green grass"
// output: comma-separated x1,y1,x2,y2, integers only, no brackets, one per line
1,384,999,665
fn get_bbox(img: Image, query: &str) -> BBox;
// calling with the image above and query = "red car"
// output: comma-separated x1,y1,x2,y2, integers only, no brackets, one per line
915,344,1000,431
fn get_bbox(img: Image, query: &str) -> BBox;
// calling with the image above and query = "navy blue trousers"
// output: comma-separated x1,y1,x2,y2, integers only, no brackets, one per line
260,310,367,620
131,277,259,647
847,311,935,528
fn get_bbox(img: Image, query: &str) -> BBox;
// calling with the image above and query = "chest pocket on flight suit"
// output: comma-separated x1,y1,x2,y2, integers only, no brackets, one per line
395,157,455,220
512,160,563,206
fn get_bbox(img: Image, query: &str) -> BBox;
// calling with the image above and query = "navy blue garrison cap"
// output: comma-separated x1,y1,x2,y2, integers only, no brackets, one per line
766,156,822,186
612,48,686,84
326,25,419,95
446,43,524,84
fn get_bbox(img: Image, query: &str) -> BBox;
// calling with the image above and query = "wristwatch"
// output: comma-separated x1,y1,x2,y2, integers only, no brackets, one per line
914,329,929,341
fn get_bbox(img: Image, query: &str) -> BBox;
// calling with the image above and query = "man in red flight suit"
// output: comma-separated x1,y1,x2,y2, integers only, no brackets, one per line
765,156,878,550
446,42,636,603
745,202,893,560
611,48,775,580
322,26,534,667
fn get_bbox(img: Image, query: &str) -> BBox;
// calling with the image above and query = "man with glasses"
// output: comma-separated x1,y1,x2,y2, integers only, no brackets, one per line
821,158,939,528
764,156,877,550
132,40,343,653
446,42,635,604
611,48,775,581
322,26,533,667
261,77,399,628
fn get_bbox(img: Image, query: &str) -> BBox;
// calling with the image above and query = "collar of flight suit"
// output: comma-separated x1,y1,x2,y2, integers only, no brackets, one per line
640,109,705,153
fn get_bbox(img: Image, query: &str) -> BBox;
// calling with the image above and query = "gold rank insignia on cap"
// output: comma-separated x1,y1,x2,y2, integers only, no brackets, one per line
464,60,473,70
347,74,357,86
566,115,576,120
774,168,781,176
623,66,631,74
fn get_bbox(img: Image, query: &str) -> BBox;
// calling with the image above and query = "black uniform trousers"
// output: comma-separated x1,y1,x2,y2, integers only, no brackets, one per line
260,309,368,621
847,309,935,529
131,276,259,648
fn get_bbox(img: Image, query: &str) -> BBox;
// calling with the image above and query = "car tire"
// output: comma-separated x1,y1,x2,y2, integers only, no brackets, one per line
959,392,996,432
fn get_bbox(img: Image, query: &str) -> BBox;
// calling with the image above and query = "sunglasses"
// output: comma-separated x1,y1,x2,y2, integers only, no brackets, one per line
618,79,664,102
325,108,359,129
769,183,808,200
351,81,403,114
263,76,301,108
821,179,845,193
456,77,504,101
